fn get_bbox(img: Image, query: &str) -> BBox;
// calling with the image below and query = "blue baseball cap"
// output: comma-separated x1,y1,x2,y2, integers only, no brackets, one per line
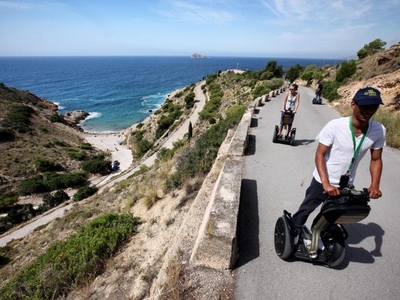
353,87,384,106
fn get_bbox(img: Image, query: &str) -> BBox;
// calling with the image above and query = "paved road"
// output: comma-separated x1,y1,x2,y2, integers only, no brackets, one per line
235,86,400,299
0,81,207,247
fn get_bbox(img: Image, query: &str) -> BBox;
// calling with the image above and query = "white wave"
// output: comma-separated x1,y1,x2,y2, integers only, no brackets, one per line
53,102,65,110
84,112,102,121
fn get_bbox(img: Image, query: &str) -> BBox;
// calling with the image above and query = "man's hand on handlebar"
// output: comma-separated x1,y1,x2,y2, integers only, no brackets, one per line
322,183,340,197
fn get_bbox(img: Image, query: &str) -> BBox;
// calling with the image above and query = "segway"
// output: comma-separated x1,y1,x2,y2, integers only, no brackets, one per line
272,110,296,145
312,93,322,104
274,185,371,268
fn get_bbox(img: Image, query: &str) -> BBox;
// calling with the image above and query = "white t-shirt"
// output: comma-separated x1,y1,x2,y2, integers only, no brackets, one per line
285,93,298,110
313,116,386,186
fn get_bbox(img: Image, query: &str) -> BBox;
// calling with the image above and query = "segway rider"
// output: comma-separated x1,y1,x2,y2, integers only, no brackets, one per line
316,80,323,101
278,83,300,137
291,87,386,242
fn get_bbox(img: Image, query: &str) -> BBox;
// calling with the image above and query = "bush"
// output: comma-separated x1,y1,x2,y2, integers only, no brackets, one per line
168,104,245,189
66,149,87,160
40,190,70,210
80,142,93,150
0,193,18,210
18,176,48,195
44,172,87,190
321,81,341,102
184,91,195,109
73,185,98,201
136,139,153,158
2,104,34,133
82,156,111,174
0,213,140,299
336,60,357,83
35,158,63,172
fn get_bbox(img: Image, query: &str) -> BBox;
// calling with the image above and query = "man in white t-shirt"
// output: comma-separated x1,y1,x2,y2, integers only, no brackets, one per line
291,87,386,236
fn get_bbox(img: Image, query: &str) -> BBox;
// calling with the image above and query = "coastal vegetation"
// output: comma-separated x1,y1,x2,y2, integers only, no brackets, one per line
1,39,399,298
0,213,140,300
0,85,114,233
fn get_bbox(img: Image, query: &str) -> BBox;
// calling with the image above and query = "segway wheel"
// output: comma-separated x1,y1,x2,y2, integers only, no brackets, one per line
274,216,294,259
312,98,316,104
289,129,296,146
323,225,346,268
327,241,346,268
272,125,278,143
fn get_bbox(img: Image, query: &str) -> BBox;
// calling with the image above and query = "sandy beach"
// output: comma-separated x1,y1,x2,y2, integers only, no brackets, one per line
83,132,133,172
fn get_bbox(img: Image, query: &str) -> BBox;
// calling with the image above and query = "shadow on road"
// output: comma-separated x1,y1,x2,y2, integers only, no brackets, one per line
234,179,259,269
347,222,384,259
292,139,316,147
245,134,256,156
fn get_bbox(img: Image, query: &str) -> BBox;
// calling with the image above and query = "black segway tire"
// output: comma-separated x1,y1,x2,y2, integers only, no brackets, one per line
272,125,279,143
312,98,316,104
274,216,294,259
289,129,296,146
327,241,346,268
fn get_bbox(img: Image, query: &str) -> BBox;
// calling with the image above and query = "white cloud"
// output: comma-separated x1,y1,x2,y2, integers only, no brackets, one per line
0,1,65,11
152,0,235,24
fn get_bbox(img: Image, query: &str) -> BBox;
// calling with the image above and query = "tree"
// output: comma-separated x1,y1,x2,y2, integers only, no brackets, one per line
357,39,386,59
188,121,193,142
336,60,357,83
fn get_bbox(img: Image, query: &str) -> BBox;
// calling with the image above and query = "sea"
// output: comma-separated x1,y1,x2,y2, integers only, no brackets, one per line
0,56,343,133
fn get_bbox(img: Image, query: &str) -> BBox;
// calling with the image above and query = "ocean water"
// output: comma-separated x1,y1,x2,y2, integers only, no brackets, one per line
0,56,342,132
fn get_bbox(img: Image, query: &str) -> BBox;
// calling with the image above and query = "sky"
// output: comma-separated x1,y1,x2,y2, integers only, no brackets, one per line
1,0,400,59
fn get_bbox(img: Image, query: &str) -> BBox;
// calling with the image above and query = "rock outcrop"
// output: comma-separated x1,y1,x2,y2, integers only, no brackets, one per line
64,110,89,124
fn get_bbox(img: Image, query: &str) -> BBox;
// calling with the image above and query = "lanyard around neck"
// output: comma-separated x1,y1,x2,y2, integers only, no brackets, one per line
348,117,368,173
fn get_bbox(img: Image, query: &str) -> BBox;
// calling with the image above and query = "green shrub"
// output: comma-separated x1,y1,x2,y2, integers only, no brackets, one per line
82,156,111,174
136,139,153,158
322,81,341,102
73,185,98,201
336,60,357,83
168,104,245,189
184,91,195,109
80,142,93,150
0,213,140,299
48,114,64,123
2,104,34,133
66,149,87,160
285,64,304,81
35,158,63,172
252,84,271,98
18,176,48,195
40,190,70,209
44,172,87,190
0,193,18,210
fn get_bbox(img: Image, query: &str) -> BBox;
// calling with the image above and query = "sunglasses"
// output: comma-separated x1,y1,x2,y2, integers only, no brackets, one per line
289,88,294,91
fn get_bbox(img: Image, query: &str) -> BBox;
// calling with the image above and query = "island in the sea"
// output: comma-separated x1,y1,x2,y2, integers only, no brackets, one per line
191,53,208,59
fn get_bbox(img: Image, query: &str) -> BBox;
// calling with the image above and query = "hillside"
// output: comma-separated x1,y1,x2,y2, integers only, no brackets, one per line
0,84,101,194
1,44,400,299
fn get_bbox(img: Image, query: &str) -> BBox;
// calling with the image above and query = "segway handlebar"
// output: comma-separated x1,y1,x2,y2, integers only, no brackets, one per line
328,185,370,203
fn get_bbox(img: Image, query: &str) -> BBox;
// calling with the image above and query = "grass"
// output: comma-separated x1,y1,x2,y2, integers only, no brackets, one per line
0,213,140,300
